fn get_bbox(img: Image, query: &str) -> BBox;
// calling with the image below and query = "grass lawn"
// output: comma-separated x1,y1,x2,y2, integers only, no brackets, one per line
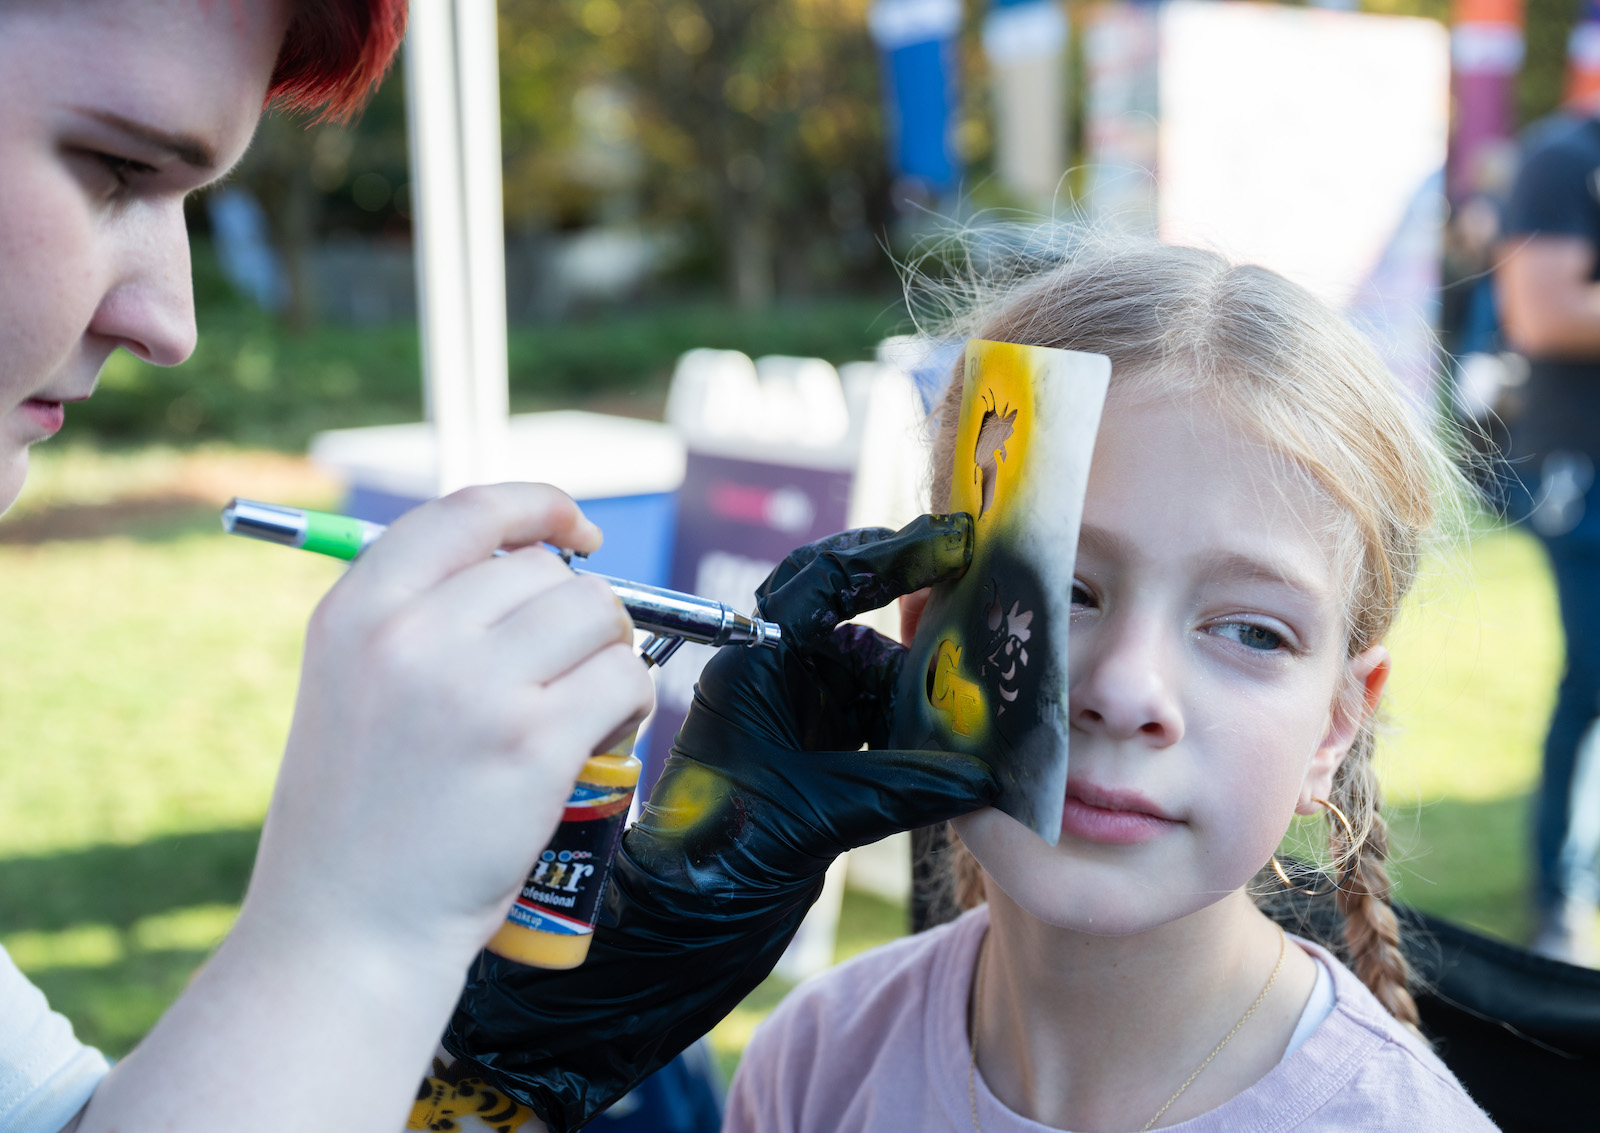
0,444,1573,1079
1380,527,1563,942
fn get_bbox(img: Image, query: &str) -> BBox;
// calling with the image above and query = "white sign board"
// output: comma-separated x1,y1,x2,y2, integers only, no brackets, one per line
1087,2,1451,403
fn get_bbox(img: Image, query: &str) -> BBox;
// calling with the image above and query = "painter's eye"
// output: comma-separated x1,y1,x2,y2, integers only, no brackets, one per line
71,149,156,199
1214,622,1285,652
97,152,156,186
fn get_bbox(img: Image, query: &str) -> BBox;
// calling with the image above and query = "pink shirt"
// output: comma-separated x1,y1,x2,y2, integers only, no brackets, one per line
725,906,1499,1132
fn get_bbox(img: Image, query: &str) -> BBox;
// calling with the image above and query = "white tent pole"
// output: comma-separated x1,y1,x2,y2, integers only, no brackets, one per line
454,0,510,485
404,4,472,495
404,1,509,496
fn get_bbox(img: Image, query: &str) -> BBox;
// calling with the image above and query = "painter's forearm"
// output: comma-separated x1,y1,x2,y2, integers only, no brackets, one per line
1517,286,1600,355
1499,262,1600,357
76,914,468,1133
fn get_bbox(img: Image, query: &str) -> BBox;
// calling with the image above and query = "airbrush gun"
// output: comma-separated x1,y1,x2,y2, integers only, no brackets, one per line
222,495,783,969
220,497,782,665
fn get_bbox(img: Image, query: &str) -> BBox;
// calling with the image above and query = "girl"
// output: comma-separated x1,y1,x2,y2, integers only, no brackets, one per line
723,240,1499,1131
1,3,653,1131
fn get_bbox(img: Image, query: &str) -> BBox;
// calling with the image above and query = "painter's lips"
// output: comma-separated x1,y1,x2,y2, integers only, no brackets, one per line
20,398,67,435
1060,781,1182,846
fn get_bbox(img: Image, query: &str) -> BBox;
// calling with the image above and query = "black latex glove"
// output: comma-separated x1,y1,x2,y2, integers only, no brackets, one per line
442,513,998,1131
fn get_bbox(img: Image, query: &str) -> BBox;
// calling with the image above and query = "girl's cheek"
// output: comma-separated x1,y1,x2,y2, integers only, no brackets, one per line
1195,751,1302,847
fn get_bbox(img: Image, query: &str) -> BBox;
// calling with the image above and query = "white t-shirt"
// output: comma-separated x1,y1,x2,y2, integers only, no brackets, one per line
1285,952,1335,1058
0,945,108,1133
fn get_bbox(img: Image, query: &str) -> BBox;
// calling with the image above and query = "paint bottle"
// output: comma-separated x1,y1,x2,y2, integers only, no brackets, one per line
487,731,641,969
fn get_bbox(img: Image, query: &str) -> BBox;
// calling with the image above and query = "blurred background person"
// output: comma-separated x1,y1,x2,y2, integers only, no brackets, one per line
1495,97,1600,966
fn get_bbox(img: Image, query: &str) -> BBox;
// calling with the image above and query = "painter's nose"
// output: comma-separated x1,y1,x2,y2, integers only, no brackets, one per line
90,200,198,367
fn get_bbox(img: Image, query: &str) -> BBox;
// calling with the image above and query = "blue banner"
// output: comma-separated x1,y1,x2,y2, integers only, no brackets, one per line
871,0,963,196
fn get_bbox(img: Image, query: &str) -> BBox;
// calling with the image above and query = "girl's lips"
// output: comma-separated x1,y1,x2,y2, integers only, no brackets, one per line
1060,781,1182,845
20,398,66,435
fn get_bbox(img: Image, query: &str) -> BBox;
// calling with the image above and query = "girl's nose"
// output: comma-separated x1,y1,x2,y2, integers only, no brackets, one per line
89,200,198,367
1069,614,1185,746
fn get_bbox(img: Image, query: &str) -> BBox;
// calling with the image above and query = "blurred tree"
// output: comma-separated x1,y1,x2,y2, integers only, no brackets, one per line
227,116,320,331
220,64,412,329
499,0,898,308
206,0,1596,325
204,0,1001,318
1519,0,1581,125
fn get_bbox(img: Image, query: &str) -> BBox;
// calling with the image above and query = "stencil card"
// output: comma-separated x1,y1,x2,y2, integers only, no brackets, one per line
892,339,1110,844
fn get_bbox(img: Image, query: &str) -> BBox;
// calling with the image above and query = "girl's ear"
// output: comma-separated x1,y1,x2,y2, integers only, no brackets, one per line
898,586,932,645
1298,644,1391,813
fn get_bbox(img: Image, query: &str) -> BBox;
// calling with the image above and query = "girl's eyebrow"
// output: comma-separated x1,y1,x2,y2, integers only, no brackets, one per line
1197,550,1328,605
75,108,216,171
1076,522,1138,564
1078,523,1327,604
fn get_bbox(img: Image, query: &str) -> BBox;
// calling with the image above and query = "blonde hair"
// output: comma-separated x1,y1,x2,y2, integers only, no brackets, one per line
916,234,1468,1032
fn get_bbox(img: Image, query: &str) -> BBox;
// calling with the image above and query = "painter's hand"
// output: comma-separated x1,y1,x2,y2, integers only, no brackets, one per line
241,484,655,981
443,514,995,1132
649,514,996,879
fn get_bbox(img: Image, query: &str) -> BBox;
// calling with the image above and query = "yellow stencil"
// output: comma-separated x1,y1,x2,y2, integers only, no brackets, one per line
929,639,985,737
948,340,1037,533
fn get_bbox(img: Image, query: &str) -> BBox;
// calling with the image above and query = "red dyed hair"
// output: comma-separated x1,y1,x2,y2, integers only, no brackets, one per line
267,0,408,123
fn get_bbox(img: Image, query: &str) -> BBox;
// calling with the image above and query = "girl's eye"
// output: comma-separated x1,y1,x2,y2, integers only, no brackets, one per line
1070,581,1095,608
1213,621,1286,652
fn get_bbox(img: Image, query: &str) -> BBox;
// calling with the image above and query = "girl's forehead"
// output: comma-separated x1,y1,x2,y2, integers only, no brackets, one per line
1097,384,1334,503
1084,390,1349,591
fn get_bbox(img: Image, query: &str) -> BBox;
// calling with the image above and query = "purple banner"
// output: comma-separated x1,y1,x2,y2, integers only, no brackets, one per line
643,452,855,792
1452,70,1518,199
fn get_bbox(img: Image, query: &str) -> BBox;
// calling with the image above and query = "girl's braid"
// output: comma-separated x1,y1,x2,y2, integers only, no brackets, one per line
1330,736,1422,1032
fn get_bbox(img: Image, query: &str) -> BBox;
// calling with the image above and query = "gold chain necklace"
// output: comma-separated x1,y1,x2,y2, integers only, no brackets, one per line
967,926,1287,1133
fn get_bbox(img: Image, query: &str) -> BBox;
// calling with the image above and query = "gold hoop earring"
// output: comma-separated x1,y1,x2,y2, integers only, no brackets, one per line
1270,797,1357,897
